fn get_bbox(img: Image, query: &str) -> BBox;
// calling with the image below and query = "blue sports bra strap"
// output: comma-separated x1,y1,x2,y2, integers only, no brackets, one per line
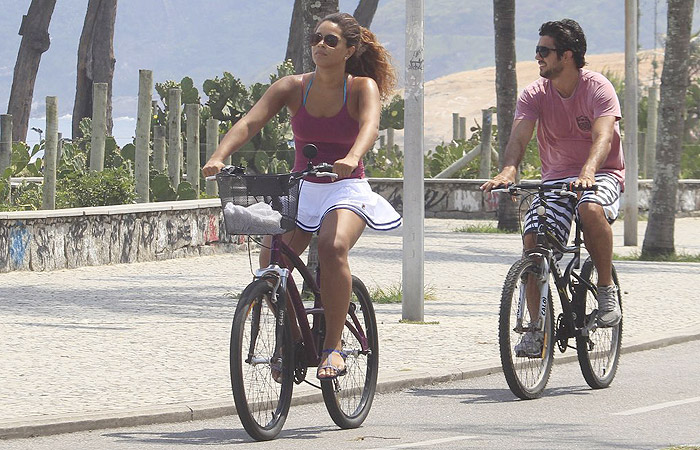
343,75,347,104
303,74,314,106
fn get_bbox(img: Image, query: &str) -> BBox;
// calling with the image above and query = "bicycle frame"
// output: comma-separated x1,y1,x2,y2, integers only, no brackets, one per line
522,188,599,340
253,234,371,368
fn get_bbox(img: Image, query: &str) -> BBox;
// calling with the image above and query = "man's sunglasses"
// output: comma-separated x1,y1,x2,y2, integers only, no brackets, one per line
310,32,340,48
535,46,559,58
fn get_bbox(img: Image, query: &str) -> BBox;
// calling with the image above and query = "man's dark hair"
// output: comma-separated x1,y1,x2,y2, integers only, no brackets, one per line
539,19,587,68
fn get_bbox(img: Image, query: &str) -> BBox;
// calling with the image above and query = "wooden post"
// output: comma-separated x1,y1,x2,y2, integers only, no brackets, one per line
387,127,395,151
57,132,63,165
135,69,153,203
153,125,166,172
0,114,12,176
185,104,200,197
90,82,108,171
452,112,459,141
167,88,182,189
205,118,219,196
644,85,659,179
42,96,57,210
403,0,425,322
479,109,493,178
459,116,466,141
623,0,638,245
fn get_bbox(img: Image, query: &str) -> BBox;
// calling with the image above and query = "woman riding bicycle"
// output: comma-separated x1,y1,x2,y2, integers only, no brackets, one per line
202,12,401,380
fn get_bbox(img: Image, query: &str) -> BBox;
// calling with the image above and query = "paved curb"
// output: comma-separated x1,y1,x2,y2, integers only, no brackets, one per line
1,332,698,440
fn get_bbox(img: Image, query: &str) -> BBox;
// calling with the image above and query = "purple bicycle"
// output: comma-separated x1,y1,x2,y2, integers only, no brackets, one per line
214,145,378,441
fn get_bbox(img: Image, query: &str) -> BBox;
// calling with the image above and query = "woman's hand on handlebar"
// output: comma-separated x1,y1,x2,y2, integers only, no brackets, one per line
332,156,359,180
202,159,225,178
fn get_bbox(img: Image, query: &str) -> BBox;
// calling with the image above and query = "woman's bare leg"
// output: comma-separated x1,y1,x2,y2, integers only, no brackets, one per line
315,209,366,378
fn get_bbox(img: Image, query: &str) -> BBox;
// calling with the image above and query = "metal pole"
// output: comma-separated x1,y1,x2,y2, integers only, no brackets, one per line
644,84,659,179
42,96,58,210
135,69,153,202
185,104,200,197
0,115,12,176
205,118,219,196
402,0,424,322
167,88,182,189
90,82,108,171
624,0,638,245
479,109,493,178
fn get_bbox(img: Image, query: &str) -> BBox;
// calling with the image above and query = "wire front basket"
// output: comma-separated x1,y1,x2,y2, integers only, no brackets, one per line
216,170,301,235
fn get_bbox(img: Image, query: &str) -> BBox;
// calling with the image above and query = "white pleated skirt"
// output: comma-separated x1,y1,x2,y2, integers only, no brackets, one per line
296,178,402,232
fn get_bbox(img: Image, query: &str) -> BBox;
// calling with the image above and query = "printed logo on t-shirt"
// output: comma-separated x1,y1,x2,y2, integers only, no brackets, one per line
576,115,592,131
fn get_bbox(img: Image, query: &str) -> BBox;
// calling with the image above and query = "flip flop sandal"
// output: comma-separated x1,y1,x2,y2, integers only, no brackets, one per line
316,348,348,380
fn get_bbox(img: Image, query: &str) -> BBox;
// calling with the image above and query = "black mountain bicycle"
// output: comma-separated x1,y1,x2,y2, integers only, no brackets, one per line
493,182,622,400
212,145,378,440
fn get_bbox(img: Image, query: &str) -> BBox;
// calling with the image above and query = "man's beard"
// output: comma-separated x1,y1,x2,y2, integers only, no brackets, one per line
540,63,563,79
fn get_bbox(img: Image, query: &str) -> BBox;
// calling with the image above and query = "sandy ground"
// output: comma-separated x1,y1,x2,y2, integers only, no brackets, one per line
397,50,661,150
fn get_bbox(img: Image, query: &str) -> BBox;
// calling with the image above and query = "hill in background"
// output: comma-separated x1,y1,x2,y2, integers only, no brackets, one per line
0,0,695,133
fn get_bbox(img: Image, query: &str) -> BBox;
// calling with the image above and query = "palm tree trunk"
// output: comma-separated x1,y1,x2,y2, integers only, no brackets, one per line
6,0,57,143
642,0,695,257
301,0,339,72
285,0,304,74
493,0,519,231
353,0,379,28
72,0,118,140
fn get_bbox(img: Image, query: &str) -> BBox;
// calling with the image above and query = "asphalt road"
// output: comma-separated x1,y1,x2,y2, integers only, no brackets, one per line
1,341,697,450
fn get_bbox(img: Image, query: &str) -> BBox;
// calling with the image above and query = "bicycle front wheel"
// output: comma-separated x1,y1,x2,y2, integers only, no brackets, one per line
230,279,294,441
321,275,379,429
575,259,622,389
499,257,555,400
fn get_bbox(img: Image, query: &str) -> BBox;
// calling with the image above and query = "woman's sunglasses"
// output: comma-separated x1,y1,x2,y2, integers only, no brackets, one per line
535,46,559,58
310,32,340,48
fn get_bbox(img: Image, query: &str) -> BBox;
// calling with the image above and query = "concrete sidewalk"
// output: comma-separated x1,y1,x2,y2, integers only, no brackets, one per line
1,217,699,439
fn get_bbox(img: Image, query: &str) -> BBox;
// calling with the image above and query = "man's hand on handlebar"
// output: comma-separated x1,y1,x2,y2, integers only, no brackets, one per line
480,171,515,193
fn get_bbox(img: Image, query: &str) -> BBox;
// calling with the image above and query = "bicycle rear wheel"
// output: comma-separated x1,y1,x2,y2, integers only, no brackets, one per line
575,259,622,389
230,279,294,441
321,275,379,428
499,257,555,400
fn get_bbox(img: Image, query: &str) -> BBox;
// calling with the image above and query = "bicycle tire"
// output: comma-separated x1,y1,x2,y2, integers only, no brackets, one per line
575,259,622,389
499,257,555,400
230,279,294,441
321,275,379,428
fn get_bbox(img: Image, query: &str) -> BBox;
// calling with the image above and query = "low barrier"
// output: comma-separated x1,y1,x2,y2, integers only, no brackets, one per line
1,179,698,273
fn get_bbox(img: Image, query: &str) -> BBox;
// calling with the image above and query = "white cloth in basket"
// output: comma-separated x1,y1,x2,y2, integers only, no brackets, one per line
223,201,285,235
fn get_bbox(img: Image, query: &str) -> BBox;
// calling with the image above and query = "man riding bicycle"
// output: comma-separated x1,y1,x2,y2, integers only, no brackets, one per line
481,19,624,357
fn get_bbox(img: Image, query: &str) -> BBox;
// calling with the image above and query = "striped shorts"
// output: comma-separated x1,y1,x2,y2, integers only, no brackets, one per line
522,173,622,245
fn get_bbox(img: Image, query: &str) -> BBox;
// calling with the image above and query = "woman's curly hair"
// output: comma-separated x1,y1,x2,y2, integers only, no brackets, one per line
318,13,397,101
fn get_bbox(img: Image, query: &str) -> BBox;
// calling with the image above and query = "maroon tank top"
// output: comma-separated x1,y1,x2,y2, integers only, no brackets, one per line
291,74,364,183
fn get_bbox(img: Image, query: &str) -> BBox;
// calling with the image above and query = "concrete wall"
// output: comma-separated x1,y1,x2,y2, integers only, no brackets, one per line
1,179,698,273
0,199,243,273
370,178,700,219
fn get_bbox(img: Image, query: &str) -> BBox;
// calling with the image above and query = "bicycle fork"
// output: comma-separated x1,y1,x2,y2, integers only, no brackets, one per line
516,257,550,333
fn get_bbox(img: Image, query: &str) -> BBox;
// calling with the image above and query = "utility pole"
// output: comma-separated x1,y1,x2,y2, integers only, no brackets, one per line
624,0,639,245
402,0,425,321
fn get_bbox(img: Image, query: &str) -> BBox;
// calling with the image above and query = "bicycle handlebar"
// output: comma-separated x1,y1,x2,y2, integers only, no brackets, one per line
205,163,338,181
491,182,598,195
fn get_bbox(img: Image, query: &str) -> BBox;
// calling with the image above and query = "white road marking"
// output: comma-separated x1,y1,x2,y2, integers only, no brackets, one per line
365,435,479,450
612,396,700,416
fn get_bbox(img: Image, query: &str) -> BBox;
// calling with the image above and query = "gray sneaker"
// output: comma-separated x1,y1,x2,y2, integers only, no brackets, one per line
514,330,544,358
596,285,621,327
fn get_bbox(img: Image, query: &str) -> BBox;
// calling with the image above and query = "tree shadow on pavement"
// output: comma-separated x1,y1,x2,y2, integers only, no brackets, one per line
104,425,340,445
406,385,593,405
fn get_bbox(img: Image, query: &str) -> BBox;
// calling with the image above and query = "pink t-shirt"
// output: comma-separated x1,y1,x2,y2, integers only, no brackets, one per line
515,69,625,187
